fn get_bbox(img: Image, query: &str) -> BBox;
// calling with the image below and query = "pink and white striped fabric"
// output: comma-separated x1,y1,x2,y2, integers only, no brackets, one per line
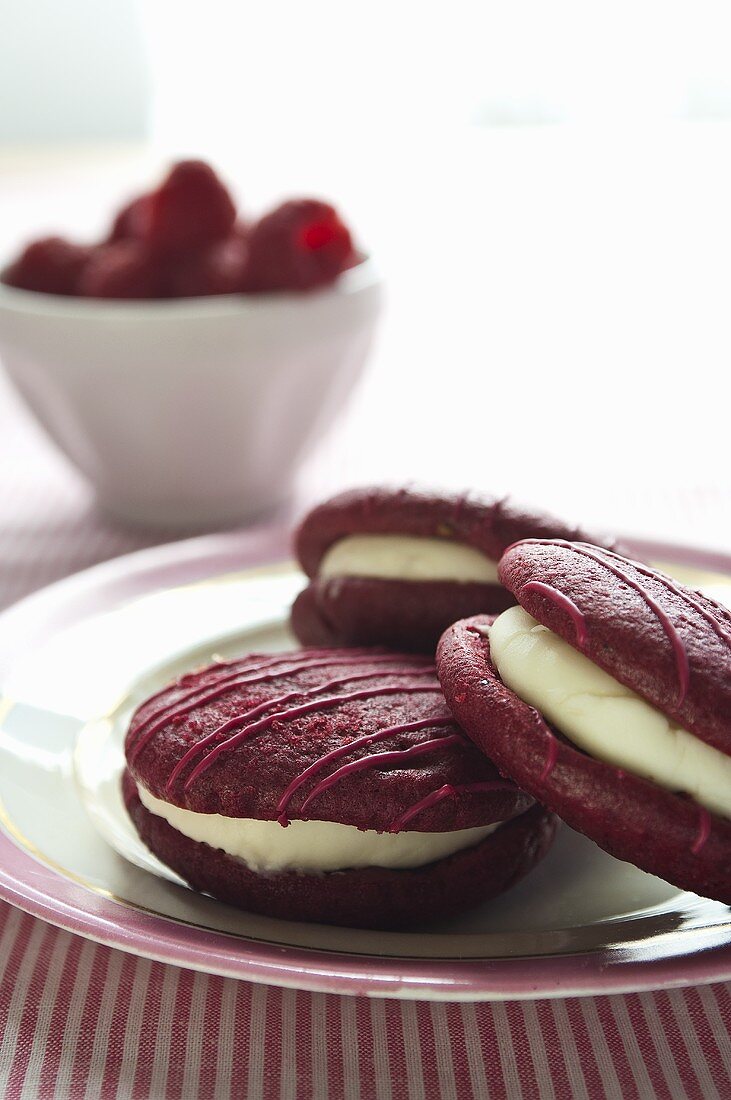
1,376,730,1098
1,901,730,1099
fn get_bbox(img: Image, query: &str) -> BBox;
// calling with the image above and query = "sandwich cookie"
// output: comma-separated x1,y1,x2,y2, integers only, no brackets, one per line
124,646,555,928
291,486,625,652
437,539,731,903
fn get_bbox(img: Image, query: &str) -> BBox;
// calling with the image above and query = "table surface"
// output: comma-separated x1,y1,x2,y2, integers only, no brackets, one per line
1,133,730,1098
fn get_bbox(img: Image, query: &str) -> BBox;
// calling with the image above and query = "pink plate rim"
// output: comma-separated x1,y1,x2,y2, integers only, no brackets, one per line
0,525,729,1001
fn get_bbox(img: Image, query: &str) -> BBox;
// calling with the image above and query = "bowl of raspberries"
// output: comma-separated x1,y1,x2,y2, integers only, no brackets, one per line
0,161,381,529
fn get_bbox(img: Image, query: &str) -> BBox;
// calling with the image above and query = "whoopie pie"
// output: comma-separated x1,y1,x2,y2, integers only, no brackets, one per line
437,539,731,903
124,646,556,928
291,486,625,653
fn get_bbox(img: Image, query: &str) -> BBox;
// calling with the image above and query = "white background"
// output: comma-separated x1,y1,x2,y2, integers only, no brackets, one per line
1,1,731,549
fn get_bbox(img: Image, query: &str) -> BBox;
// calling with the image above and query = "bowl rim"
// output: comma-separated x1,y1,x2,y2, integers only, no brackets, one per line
0,256,380,320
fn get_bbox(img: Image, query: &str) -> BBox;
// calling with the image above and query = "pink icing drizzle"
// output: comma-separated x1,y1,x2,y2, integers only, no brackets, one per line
134,646,394,712
539,731,559,782
520,581,588,649
181,681,443,793
521,540,690,706
600,547,731,655
129,651,429,767
388,780,517,833
297,735,466,816
275,711,455,825
130,653,277,716
136,646,378,721
691,808,712,855
165,666,435,795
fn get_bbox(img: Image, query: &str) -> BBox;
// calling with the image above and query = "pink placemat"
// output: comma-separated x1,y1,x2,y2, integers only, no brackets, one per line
0,378,730,1098
1,901,729,1099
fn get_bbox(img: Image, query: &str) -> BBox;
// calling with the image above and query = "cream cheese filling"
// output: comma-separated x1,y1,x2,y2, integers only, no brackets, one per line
320,534,499,584
137,784,499,873
489,606,731,819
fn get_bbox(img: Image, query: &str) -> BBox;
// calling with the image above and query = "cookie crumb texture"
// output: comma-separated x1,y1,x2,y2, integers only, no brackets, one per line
499,539,731,756
123,647,556,927
437,615,731,905
291,487,628,652
291,577,511,653
124,773,556,929
126,648,531,832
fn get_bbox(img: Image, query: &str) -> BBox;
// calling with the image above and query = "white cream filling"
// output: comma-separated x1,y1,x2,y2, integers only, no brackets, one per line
137,784,499,873
320,534,499,583
489,606,731,819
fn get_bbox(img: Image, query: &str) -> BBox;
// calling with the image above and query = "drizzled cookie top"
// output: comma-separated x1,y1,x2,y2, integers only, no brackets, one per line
125,647,531,833
499,540,731,755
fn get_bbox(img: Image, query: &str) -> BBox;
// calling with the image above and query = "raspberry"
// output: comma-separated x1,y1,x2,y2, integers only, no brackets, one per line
168,232,248,297
2,236,91,295
78,242,169,299
243,199,356,292
137,160,237,254
106,195,150,243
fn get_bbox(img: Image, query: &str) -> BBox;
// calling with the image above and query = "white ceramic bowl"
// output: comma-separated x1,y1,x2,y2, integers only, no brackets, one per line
0,261,382,529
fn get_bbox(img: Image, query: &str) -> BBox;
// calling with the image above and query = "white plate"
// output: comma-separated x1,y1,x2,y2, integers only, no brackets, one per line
0,527,729,1000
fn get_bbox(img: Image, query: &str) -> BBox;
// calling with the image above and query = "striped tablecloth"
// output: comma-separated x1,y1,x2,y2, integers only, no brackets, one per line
1,901,729,1099
0,377,730,1099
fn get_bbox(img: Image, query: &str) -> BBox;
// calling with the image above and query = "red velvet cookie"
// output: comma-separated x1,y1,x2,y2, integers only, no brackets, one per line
124,646,555,928
436,540,731,904
292,486,626,653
